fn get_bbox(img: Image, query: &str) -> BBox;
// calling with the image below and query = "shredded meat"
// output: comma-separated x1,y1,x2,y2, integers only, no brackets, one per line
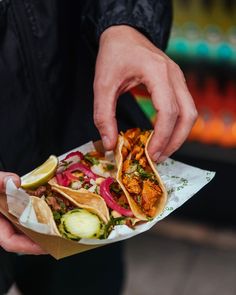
139,157,147,168
26,185,47,197
122,175,141,195
139,132,150,145
141,180,162,216
124,128,141,144
122,159,132,173
121,146,129,158
46,196,62,211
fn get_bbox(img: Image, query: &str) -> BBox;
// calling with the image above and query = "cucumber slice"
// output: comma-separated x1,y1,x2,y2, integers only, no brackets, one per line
59,209,103,239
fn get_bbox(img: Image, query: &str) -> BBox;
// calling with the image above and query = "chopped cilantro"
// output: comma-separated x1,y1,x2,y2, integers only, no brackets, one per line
100,216,125,239
110,182,122,194
53,211,61,221
105,164,115,171
137,165,153,180
136,195,142,205
84,154,99,165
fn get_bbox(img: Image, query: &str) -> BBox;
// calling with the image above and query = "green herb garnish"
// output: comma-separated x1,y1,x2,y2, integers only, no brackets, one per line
110,182,122,194
136,195,142,205
105,164,115,171
100,216,126,239
137,165,153,180
53,211,61,221
84,154,99,165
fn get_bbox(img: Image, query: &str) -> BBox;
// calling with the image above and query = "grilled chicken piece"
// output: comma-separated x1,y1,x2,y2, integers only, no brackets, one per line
123,175,141,195
139,131,150,145
124,128,141,143
139,156,147,168
141,180,162,215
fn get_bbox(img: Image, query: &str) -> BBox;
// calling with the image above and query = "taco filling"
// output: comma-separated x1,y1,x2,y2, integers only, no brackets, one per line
26,185,105,240
53,150,133,219
120,128,163,217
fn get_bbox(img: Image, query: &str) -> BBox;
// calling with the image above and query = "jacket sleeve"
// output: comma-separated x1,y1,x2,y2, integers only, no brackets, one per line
81,0,172,51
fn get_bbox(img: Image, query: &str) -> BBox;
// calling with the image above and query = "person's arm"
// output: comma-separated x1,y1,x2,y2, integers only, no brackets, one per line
0,172,45,254
82,0,197,162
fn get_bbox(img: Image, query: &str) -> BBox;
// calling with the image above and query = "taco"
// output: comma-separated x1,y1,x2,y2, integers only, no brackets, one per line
115,128,167,220
26,184,109,240
49,149,136,224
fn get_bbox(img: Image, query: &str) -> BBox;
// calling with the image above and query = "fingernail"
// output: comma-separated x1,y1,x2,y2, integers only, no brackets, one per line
3,176,13,189
158,155,167,163
152,152,161,162
102,136,111,149
3,176,19,189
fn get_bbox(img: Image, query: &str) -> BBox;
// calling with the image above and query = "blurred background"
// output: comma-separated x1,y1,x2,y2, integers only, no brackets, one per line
124,0,236,294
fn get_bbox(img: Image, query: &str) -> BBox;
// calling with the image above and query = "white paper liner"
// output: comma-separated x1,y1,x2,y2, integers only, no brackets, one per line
6,141,215,246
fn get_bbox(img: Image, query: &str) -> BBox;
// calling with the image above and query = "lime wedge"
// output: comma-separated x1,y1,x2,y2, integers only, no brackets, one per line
21,155,58,189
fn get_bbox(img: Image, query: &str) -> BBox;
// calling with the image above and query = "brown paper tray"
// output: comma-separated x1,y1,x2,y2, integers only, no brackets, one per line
0,194,104,259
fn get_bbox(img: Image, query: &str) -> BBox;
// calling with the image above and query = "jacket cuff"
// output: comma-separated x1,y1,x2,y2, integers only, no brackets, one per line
96,8,172,51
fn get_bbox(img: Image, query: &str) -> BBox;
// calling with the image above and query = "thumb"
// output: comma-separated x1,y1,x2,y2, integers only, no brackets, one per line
93,82,118,150
0,172,21,193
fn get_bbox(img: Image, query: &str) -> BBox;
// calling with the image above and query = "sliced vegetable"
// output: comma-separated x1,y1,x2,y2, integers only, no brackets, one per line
100,177,133,217
67,163,98,180
59,209,103,239
64,151,84,161
56,173,70,187
63,170,79,181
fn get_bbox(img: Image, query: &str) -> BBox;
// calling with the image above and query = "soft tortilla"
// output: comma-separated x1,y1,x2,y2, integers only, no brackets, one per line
115,131,167,220
49,178,110,223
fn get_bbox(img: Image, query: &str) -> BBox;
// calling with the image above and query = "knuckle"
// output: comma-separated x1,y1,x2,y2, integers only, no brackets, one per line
158,57,168,73
169,61,186,80
93,112,105,128
163,103,179,118
186,108,198,123
148,55,168,75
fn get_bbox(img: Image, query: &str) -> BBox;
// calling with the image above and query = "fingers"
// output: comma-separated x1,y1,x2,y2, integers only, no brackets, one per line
146,59,197,162
0,172,44,254
95,26,197,158
143,59,179,161
93,67,119,151
147,84,179,161
157,67,198,161
0,172,21,193
0,213,46,255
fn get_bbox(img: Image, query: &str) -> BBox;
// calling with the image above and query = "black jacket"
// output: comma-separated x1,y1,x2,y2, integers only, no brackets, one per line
0,1,172,294
0,0,172,175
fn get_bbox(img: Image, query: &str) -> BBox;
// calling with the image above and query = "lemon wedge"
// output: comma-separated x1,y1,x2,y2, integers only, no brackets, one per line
21,155,58,189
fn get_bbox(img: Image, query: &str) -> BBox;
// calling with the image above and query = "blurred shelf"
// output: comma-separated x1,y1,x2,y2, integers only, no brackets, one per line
167,38,236,65
176,141,236,164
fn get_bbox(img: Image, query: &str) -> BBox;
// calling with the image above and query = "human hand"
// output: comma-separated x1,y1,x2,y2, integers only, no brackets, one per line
94,25,197,162
0,172,46,254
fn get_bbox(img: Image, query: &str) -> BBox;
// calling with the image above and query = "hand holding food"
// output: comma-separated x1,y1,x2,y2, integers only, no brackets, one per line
0,171,45,254
18,129,167,241
94,25,197,162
